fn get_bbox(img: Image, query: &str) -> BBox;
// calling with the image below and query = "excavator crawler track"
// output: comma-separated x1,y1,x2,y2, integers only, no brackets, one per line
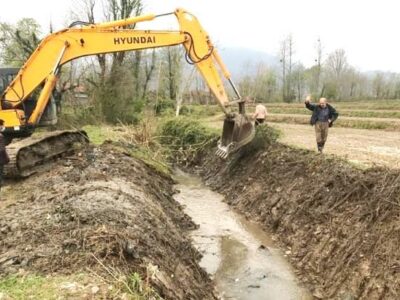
4,130,88,178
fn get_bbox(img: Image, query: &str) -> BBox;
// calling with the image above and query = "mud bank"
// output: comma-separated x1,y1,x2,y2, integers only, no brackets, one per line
192,132,400,299
0,143,216,299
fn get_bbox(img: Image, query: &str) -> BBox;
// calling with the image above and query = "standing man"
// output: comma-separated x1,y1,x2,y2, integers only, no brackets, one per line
0,119,9,192
252,102,268,126
305,96,339,152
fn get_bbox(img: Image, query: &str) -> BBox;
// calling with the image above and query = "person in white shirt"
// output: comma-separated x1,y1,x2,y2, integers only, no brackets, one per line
252,103,268,126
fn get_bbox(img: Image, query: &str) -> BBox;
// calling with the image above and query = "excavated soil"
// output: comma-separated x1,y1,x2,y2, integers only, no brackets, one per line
192,130,400,299
0,142,216,300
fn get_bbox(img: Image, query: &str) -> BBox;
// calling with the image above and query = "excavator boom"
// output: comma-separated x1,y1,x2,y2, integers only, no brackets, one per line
1,8,254,176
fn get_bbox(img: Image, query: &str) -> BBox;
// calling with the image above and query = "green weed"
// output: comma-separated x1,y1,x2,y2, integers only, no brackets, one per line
0,275,52,300
158,117,218,150
82,125,117,145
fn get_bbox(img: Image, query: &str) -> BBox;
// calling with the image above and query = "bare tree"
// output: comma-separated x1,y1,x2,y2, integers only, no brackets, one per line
326,49,348,80
292,63,306,101
279,35,295,102
324,49,348,99
165,46,184,101
372,72,385,99
74,0,143,84
141,50,157,99
314,37,323,96
106,0,143,71
0,18,41,66
176,66,196,116
286,35,294,101
279,39,287,101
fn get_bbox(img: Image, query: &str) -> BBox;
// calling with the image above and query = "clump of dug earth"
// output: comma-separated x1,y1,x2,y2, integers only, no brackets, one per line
0,142,216,299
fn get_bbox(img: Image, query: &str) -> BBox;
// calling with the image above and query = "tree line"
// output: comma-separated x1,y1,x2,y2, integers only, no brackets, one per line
0,0,195,123
239,35,400,103
1,0,399,126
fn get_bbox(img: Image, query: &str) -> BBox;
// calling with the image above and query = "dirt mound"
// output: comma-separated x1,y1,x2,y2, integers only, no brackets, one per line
193,129,400,299
0,143,216,299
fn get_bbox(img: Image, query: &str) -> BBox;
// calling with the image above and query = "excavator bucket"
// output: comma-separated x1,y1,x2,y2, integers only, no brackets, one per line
216,114,255,158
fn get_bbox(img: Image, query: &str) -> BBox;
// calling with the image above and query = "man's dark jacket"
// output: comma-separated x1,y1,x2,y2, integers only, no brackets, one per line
305,102,339,126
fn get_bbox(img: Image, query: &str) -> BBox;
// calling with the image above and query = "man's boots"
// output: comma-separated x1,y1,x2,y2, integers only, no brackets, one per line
317,142,324,153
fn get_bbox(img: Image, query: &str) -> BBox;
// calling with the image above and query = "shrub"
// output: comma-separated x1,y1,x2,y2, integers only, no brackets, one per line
158,117,219,164
154,99,175,115
178,105,190,115
159,117,218,150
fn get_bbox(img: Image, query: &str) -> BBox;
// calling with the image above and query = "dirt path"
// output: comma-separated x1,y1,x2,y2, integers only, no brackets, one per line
270,123,400,168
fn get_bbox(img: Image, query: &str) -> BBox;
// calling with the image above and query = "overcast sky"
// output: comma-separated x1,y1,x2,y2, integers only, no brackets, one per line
1,0,400,72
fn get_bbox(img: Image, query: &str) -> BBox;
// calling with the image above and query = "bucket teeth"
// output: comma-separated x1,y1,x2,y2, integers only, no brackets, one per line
216,146,229,159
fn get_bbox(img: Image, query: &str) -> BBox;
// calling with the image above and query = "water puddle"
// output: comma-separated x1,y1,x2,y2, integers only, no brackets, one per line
173,169,311,300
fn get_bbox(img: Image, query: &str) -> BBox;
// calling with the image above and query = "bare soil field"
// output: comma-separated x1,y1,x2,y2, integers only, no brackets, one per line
204,113,400,168
0,143,216,299
271,123,400,168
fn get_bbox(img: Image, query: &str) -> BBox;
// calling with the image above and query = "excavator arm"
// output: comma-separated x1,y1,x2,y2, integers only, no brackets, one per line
1,8,254,158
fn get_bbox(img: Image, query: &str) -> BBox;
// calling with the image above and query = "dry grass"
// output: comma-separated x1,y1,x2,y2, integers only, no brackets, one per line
265,114,400,131
267,107,400,119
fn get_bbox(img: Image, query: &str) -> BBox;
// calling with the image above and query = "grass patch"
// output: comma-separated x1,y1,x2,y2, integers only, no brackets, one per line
262,99,400,110
82,125,117,145
267,107,400,119
266,114,400,131
179,104,219,117
159,117,218,150
0,271,161,300
59,116,171,176
125,271,161,300
129,147,171,176
0,275,53,299
340,110,400,118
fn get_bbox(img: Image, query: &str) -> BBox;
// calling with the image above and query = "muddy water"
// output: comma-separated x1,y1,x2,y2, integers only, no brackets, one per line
173,169,311,300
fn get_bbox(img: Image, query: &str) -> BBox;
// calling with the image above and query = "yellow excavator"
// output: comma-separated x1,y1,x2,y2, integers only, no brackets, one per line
0,8,254,177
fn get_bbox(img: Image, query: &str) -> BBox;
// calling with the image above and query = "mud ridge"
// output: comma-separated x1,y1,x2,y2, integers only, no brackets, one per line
192,132,400,299
0,143,216,299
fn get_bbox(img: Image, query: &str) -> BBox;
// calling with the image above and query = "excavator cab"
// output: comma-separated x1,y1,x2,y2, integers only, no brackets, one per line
0,67,19,95
0,67,58,127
